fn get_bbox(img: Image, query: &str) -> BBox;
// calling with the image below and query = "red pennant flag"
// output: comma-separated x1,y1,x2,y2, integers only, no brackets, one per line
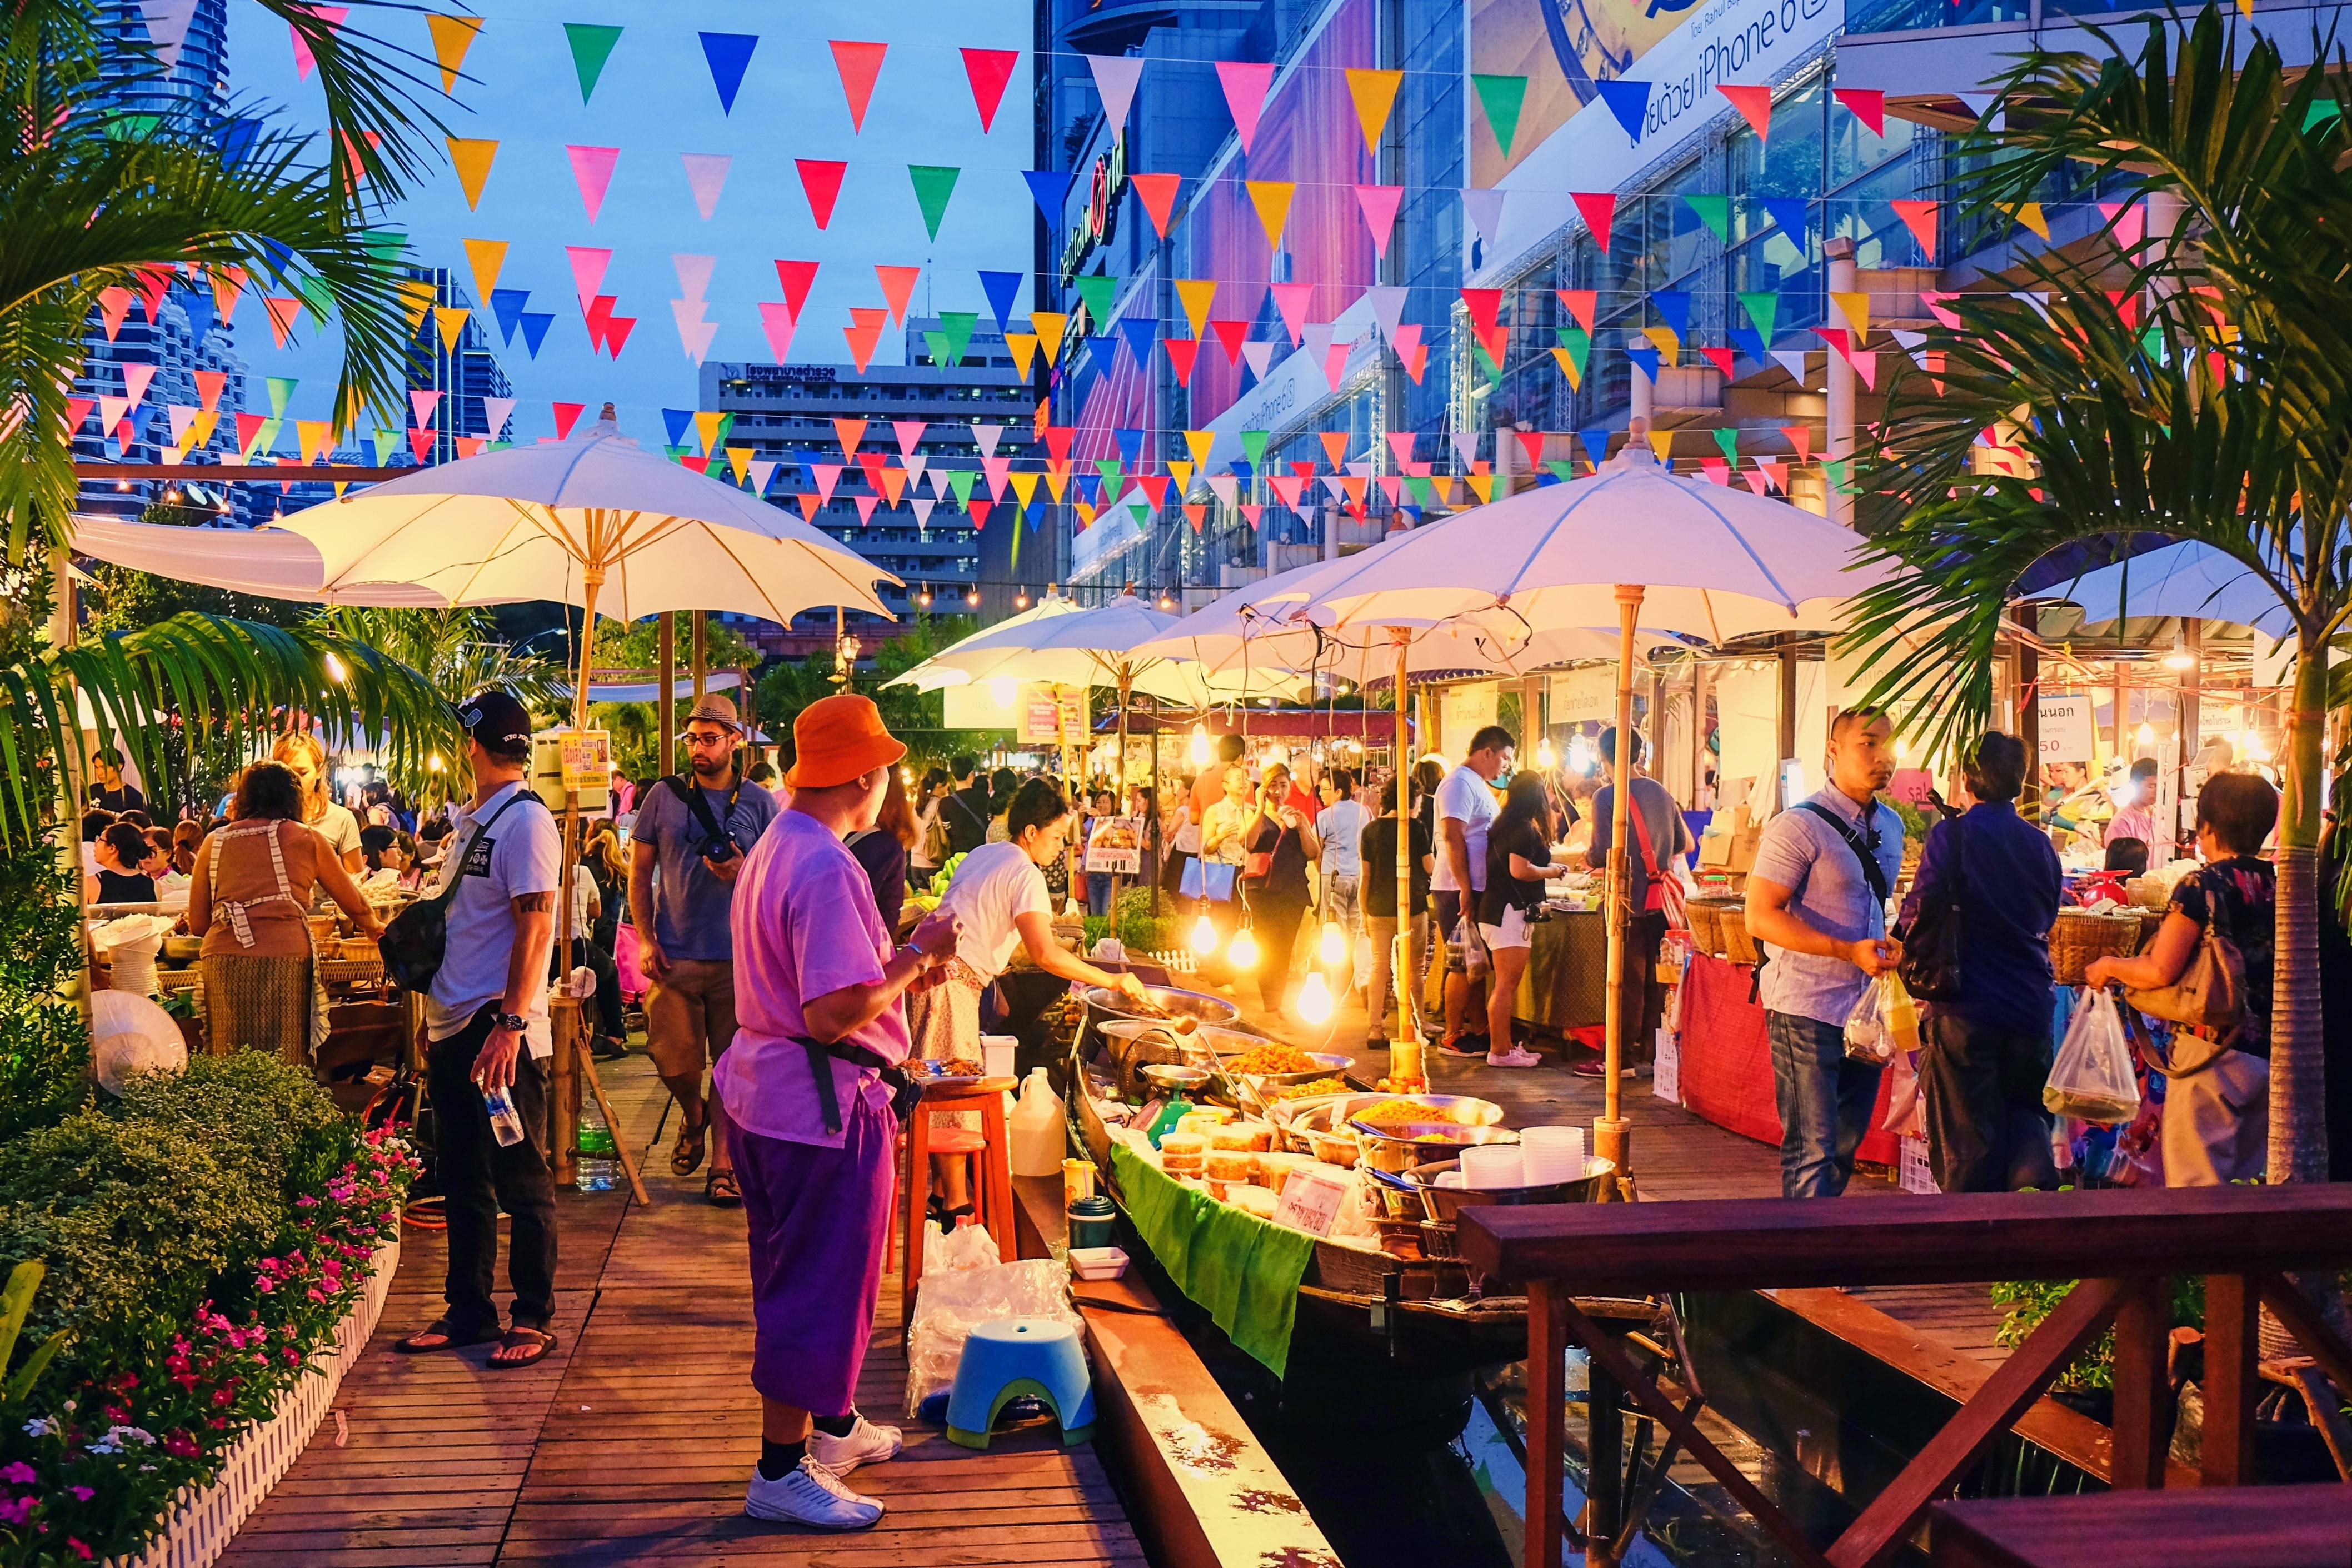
1162,337,1201,383
1460,288,1503,336
775,260,820,319
796,159,847,228
1042,426,1073,462
855,451,888,491
1184,503,1209,532
583,293,617,351
135,266,171,324
407,427,435,462
830,40,888,132
1515,430,1545,470
1131,173,1182,239
553,402,587,441
1207,318,1248,364
1718,84,1773,142
1834,88,1886,137
1779,425,1812,463
1554,289,1597,333
677,455,709,475
64,396,94,432
1136,473,1171,510
603,315,636,356
875,264,920,326
1699,346,1736,378
1889,198,1937,258
1571,193,1616,250
960,47,1018,132
967,497,990,529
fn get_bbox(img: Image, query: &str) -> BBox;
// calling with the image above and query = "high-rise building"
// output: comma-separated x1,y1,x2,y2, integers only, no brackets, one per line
698,316,1045,658
402,268,514,465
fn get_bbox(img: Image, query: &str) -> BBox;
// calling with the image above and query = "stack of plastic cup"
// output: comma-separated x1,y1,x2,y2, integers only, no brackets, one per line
1520,1125,1589,1186
1459,1143,1527,1190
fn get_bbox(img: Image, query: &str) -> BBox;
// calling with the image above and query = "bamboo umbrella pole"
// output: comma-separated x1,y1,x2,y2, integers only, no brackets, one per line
656,613,676,775
1597,584,1644,1189
1388,627,1423,1087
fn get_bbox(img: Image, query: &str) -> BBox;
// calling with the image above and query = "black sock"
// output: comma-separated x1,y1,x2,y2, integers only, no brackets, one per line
758,1438,805,1480
810,1410,857,1438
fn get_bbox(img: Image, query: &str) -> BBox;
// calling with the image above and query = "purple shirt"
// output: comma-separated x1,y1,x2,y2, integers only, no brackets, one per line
717,810,909,1148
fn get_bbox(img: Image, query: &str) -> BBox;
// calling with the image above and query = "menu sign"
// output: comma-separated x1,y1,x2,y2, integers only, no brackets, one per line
1018,684,1088,746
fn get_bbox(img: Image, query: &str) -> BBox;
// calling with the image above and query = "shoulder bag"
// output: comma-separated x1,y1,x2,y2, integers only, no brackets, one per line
1896,818,1966,1003
378,788,537,992
1626,792,1688,930
2121,909,2246,1072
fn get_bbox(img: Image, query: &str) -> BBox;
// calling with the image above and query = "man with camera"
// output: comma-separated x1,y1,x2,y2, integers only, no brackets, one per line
630,693,779,1206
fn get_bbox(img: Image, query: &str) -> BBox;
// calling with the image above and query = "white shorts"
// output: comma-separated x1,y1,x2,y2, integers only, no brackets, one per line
1479,907,1534,950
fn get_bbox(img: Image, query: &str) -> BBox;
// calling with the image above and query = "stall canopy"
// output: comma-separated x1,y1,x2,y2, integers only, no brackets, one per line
69,514,465,607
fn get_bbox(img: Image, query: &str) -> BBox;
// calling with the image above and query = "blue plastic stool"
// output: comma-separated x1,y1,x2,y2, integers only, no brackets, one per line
945,1317,1095,1450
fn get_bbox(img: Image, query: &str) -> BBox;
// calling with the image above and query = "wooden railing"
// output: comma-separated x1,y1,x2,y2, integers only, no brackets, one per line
1459,1186,2352,1568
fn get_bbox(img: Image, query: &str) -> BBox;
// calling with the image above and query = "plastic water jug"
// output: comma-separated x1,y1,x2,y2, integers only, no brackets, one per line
1008,1068,1066,1177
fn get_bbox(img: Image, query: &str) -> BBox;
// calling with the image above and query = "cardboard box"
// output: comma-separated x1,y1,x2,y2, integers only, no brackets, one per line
1698,806,1760,873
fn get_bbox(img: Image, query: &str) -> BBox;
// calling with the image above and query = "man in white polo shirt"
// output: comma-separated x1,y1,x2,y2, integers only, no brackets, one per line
393,690,565,1370
1433,726,1514,1057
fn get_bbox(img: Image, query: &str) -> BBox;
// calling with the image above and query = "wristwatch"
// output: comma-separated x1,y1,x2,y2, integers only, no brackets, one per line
492,1011,528,1034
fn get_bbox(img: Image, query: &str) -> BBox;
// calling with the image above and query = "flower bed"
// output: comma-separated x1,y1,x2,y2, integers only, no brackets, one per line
0,1055,419,1567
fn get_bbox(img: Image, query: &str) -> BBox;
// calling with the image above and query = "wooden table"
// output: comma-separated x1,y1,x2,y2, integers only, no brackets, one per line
1930,1484,2352,1566
1515,906,1607,1032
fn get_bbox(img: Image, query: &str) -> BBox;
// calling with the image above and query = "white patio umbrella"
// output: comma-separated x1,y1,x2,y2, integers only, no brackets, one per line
1285,451,1888,1177
2054,539,2293,638
69,514,470,607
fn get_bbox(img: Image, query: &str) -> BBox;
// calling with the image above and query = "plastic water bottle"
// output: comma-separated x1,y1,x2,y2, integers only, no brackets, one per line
482,1086,526,1147
576,1103,618,1192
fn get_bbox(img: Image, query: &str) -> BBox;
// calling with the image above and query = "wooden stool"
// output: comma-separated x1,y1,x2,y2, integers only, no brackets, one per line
901,1081,1015,1331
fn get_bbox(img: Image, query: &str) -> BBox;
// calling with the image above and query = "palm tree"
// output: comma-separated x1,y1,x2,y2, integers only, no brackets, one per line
312,606,570,716
1844,8,2352,1182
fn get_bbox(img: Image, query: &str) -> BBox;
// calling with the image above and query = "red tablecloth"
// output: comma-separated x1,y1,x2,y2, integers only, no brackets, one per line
1676,953,1897,1166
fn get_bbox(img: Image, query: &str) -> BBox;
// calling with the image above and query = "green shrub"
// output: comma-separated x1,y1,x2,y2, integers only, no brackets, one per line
0,836,91,1145
1083,883,1181,957
109,1053,357,1210
1989,1274,2204,1391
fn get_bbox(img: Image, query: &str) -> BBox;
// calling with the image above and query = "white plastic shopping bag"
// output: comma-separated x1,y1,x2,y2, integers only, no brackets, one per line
2043,989,2141,1125
1844,977,1893,1063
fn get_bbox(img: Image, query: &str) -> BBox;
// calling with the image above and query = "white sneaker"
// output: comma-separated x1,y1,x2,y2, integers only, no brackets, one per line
807,1412,903,1474
744,1456,884,1530
1486,1045,1542,1068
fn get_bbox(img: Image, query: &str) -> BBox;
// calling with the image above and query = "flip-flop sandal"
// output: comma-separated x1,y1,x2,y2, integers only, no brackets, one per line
671,1118,708,1177
705,1168,742,1209
392,1319,500,1355
486,1326,557,1370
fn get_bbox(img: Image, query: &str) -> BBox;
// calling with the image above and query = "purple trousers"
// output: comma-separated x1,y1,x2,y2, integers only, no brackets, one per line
733,1095,896,1418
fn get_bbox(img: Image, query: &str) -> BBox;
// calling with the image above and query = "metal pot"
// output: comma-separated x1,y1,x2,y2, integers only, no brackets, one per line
1367,1156,1619,1222
1079,984,1238,1052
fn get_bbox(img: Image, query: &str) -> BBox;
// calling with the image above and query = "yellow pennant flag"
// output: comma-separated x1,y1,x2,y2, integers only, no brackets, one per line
447,137,497,210
1184,428,1215,469
433,306,470,352
1647,428,1675,463
2005,201,2050,241
1642,325,1680,367
1463,472,1495,504
1434,475,1457,506
1007,470,1042,507
1005,331,1040,378
1044,468,1069,503
1345,68,1403,154
427,14,484,93
296,419,333,464
333,481,350,498
693,411,726,456
1173,279,1216,339
463,238,507,308
1829,289,1871,339
1075,501,1097,528
397,278,436,331
1549,346,1582,391
726,446,753,483
1168,458,1194,495
1030,311,1068,364
1245,181,1295,251
189,409,218,447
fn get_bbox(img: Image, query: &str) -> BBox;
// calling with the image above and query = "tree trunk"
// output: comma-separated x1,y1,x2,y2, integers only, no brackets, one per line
2269,637,2329,1185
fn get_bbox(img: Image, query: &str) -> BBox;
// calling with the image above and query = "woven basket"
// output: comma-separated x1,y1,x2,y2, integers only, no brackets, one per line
2050,910,2144,986
1720,905,1761,966
1686,900,1725,957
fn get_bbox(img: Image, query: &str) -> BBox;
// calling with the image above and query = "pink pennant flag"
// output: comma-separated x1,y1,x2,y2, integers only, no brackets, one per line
121,363,156,410
97,288,132,341
757,302,796,363
288,4,346,79
566,246,612,308
409,389,440,428
811,463,842,504
893,420,926,458
672,253,716,303
1215,61,1274,152
1270,283,1314,347
1086,53,1143,130
1392,323,1427,383
1354,185,1403,257
853,493,880,526
680,153,731,221
566,145,618,223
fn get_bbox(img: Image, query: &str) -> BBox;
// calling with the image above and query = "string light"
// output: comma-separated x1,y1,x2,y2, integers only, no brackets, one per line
2136,721,2156,748
1015,587,1029,609
1226,926,1259,970
917,586,932,608
1318,921,1346,967
1190,913,1218,955
965,588,981,606
1535,736,1556,770
1296,971,1332,1025
1188,723,1211,767
1158,593,1174,611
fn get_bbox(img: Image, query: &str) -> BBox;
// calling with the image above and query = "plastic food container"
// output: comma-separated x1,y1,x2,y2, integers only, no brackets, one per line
1068,1245,1128,1280
1067,1195,1118,1250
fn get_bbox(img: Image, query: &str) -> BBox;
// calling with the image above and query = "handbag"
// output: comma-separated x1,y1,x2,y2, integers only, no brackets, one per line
1179,857,1236,902
2121,917,2245,1070
1896,818,1966,1003
1626,794,1687,930
378,789,537,992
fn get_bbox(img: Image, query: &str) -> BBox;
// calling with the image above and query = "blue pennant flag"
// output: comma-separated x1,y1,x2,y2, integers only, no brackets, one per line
488,288,530,346
1625,343,1660,382
1649,289,1691,340
1229,458,1255,485
1595,79,1651,145
1763,197,1810,239
1114,427,1145,465
518,313,554,358
1026,500,1046,531
1579,425,1613,464
1022,169,1072,222
216,116,261,168
698,32,757,114
1731,325,1769,363
978,270,1023,337
662,408,696,448
1400,505,1423,526
1085,335,1119,368
1117,316,1157,362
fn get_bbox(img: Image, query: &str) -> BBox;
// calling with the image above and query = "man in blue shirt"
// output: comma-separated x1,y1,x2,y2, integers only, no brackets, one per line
1746,709,1906,1197
1899,732,2061,1192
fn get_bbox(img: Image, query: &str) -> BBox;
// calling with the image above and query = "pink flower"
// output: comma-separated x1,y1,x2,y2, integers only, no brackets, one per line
68,1487,91,1502
162,1432,197,1457
67,1537,91,1559
0,1497,31,1526
0,1463,32,1485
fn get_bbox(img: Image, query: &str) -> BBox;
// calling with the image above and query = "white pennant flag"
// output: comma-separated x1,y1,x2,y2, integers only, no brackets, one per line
141,0,199,69
1240,340,1274,378
911,496,936,527
1771,350,1812,383
1209,474,1239,507
1450,430,1480,466
1364,285,1407,345
971,421,1003,458
748,458,778,493
1462,188,1507,245
481,395,515,439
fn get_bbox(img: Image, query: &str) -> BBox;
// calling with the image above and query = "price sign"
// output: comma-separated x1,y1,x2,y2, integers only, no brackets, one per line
1082,815,1143,875
1270,1169,1347,1237
2036,693,2095,763
558,730,610,791
1018,684,1088,745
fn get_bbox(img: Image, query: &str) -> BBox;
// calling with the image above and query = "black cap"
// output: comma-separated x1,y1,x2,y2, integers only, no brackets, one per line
457,689,533,752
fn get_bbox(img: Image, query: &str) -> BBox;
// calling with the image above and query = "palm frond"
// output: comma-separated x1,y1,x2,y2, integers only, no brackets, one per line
310,606,570,716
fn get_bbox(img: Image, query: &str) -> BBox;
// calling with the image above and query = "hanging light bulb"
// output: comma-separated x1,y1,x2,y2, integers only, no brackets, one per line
917,586,932,607
1190,913,1219,955
1188,722,1212,767
966,588,981,606
1566,734,1594,775
1318,920,1346,968
1015,587,1030,609
2164,632,2196,671
1227,925,1260,970
2136,721,2156,749
1158,592,1175,611
1535,735,1556,770
1297,970,1333,1025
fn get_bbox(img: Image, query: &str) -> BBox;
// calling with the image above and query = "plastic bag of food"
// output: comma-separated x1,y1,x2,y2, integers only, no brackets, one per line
1844,977,1893,1063
904,1256,1082,1417
2043,989,2141,1125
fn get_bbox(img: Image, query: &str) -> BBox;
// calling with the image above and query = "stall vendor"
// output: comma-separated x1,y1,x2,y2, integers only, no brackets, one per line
716,694,958,1532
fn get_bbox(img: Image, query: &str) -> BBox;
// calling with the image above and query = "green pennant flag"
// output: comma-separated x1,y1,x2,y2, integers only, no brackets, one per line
923,331,952,367
1470,74,1529,156
1129,497,1152,527
563,23,623,104
1822,457,1850,492
1683,194,1730,242
908,164,961,242
1712,427,1741,462
107,113,161,142
666,445,690,460
1406,473,1435,506
1474,338,1504,387
361,229,408,268
1240,430,1269,468
2305,99,2343,132
294,273,335,324
1546,459,1576,482
1072,274,1118,333
252,417,282,455
938,309,978,366
1555,326,1591,373
948,468,977,505
370,427,398,465
1738,290,1779,341
1095,457,1123,488
265,377,297,418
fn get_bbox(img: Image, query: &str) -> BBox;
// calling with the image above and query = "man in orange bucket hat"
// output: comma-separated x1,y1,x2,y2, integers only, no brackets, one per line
715,694,958,1530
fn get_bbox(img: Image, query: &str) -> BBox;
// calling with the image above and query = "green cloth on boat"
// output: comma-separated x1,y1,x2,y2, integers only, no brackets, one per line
1112,1140,1317,1377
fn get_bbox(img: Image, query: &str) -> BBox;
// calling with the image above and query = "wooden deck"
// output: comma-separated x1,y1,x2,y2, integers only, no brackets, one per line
221,1057,1142,1568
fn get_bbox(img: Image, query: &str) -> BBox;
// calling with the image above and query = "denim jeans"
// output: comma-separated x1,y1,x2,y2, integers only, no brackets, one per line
1086,871,1113,917
427,1006,558,1331
1767,1010,1884,1199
